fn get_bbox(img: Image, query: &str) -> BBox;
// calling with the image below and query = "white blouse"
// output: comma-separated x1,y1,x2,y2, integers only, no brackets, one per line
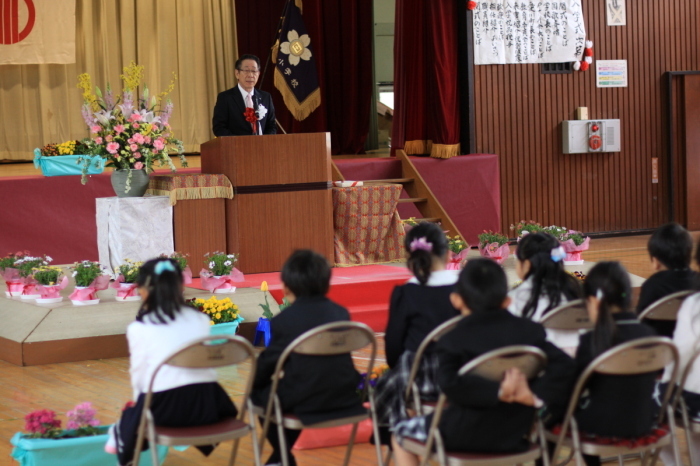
662,292,700,393
127,306,218,400
508,277,581,351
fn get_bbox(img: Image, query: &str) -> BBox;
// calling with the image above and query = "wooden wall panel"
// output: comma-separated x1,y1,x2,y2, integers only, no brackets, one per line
473,0,699,234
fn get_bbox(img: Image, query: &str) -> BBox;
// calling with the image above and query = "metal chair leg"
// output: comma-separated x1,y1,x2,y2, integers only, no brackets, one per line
342,422,359,466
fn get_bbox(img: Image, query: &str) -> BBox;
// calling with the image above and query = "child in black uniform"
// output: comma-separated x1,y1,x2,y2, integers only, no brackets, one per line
391,258,575,465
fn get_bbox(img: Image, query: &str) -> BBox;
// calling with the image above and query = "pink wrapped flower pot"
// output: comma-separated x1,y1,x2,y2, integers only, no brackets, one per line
110,276,140,302
561,236,590,265
446,250,469,270
199,268,245,293
69,275,110,305
478,242,510,265
36,276,69,303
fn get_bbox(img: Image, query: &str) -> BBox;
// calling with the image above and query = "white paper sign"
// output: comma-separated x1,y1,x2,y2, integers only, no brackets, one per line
473,0,587,65
596,60,628,88
606,0,626,26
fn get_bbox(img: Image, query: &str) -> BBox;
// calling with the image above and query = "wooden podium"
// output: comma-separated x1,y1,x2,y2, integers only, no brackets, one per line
200,133,334,273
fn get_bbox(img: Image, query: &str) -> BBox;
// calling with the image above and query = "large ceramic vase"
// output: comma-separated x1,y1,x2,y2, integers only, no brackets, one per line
111,169,150,198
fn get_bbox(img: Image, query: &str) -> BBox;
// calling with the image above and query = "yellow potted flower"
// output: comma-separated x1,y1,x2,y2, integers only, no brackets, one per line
189,296,244,335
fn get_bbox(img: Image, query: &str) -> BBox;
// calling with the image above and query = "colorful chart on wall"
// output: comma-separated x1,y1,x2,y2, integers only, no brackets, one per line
596,60,628,88
473,0,586,65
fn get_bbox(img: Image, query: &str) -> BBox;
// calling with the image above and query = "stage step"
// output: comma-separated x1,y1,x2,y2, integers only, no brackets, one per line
364,177,414,184
398,197,427,204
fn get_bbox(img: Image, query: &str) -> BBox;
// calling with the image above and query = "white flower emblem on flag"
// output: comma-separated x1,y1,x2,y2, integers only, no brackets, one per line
280,30,312,66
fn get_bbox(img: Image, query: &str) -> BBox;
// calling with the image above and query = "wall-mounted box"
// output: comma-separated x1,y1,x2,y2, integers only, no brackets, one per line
562,119,621,153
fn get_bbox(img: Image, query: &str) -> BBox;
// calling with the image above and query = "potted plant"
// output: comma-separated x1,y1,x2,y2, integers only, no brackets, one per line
0,250,29,297
77,62,187,196
160,252,191,284
33,266,68,304
510,220,544,241
189,296,244,336
10,402,166,466
13,254,52,299
559,230,591,265
199,251,243,293
402,217,420,234
110,259,142,301
33,140,105,178
477,231,510,265
446,235,469,270
68,261,110,305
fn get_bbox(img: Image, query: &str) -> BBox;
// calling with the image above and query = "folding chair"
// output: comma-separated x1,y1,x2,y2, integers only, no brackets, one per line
402,345,550,466
253,321,383,466
539,299,592,331
672,345,700,465
132,335,261,466
638,290,694,322
547,337,680,466
405,315,465,417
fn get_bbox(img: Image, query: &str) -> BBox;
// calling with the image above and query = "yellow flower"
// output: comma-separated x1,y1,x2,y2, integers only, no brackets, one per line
209,321,215,325
215,313,221,319
260,281,269,292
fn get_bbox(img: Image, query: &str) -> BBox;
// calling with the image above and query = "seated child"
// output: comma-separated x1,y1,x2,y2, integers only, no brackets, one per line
636,222,698,337
574,262,657,466
375,223,459,432
252,249,365,466
107,258,238,466
391,258,576,466
509,232,582,354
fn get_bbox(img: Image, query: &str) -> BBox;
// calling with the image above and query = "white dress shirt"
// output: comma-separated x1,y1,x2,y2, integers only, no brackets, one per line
508,277,581,351
407,269,459,286
127,306,217,400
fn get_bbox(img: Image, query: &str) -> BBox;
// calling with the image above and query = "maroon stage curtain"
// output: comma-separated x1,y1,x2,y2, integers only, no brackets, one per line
235,0,373,155
392,0,461,159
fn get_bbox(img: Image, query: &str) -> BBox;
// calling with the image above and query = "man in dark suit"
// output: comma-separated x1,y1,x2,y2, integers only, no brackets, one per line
212,54,277,136
252,250,364,466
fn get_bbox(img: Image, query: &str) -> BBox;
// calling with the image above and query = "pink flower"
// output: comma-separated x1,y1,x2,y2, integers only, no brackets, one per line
94,137,103,145
132,123,140,129
153,138,165,151
90,125,101,134
106,142,120,154
132,133,145,144
129,143,138,152
134,161,144,170
134,152,142,159
145,136,151,144
114,124,125,134
129,112,143,122
105,135,113,142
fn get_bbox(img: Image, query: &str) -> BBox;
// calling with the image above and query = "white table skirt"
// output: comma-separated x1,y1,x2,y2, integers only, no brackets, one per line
96,196,174,272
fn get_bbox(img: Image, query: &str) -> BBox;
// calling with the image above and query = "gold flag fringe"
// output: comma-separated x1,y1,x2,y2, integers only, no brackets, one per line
430,143,461,159
404,139,433,155
296,0,303,13
147,186,234,206
274,67,321,121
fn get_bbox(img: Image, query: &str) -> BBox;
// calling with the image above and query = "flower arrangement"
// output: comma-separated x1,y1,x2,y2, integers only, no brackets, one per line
23,402,101,439
561,230,587,246
24,410,62,439
402,217,420,227
32,266,63,286
76,62,187,191
543,225,569,241
258,280,291,319
189,296,240,325
357,363,390,400
510,220,544,240
568,271,587,282
14,254,52,278
160,252,188,271
203,251,239,277
115,259,142,283
477,231,510,265
0,250,29,272
477,231,509,248
39,140,92,157
71,260,105,287
447,235,469,254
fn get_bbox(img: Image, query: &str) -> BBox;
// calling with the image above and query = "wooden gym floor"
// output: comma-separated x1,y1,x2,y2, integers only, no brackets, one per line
0,160,692,464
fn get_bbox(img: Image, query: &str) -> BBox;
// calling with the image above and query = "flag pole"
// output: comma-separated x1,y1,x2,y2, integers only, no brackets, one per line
258,0,293,92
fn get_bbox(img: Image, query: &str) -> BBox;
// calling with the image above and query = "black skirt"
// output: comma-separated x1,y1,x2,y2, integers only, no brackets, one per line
114,382,238,466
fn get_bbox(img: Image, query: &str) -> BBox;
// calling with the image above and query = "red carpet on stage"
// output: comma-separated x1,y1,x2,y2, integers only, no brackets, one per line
334,155,501,246
189,264,412,331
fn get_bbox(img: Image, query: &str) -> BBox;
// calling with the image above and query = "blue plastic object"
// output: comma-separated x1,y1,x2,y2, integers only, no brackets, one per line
33,149,105,177
10,429,168,466
253,317,272,347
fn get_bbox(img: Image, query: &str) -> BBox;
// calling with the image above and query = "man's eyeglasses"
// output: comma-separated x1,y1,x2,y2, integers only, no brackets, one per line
237,69,260,75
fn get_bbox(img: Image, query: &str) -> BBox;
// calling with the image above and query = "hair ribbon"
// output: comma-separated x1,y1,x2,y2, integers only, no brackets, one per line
409,237,433,253
154,260,176,275
550,246,566,262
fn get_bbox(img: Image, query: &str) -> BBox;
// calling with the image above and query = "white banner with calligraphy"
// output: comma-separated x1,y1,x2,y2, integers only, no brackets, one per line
473,0,586,65
0,0,75,64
